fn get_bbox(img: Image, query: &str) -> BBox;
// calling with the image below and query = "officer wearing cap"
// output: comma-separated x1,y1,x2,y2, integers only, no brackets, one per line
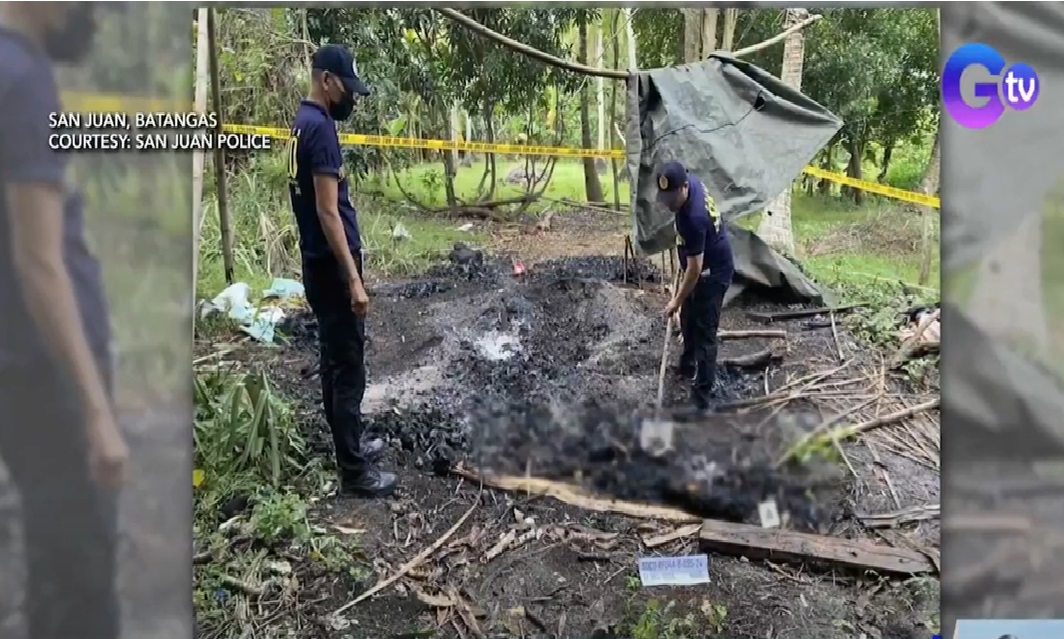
287,44,396,497
657,161,735,410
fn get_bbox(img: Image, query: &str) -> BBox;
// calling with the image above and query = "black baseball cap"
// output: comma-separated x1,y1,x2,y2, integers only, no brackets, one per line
312,44,370,96
656,161,688,203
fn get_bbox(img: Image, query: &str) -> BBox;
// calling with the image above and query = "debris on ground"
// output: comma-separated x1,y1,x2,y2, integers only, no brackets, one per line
220,246,941,639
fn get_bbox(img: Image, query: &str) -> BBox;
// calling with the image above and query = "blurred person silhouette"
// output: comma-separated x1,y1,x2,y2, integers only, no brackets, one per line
287,44,396,497
0,3,126,639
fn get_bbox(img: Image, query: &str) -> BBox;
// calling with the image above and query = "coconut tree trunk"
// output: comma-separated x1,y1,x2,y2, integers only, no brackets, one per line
700,9,719,58
682,9,701,62
721,8,739,51
756,8,807,256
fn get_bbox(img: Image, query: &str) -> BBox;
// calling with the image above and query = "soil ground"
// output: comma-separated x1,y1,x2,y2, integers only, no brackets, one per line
194,207,941,639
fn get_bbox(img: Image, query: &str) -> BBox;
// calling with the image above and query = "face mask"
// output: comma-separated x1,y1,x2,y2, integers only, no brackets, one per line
327,76,355,121
43,3,97,64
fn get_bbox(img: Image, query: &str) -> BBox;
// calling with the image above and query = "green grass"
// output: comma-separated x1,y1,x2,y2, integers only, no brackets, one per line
367,156,629,209
738,192,939,298
196,151,484,301
198,152,939,307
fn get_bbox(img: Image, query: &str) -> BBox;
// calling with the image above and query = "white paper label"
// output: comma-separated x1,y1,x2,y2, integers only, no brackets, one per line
758,499,781,528
637,554,710,587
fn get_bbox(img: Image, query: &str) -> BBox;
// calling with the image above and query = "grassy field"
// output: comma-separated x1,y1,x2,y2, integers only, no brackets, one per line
366,156,630,208
196,154,940,303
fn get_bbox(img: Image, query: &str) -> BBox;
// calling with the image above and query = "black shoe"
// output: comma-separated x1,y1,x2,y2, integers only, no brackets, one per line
340,469,398,498
674,364,695,379
361,437,387,459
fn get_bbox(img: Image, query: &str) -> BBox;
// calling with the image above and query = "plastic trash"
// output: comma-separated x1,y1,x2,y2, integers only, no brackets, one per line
262,278,305,301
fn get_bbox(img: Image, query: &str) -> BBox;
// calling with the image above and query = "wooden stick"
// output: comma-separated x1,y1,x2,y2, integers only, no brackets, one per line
719,329,787,340
334,494,480,613
207,8,234,284
657,268,683,410
452,464,701,522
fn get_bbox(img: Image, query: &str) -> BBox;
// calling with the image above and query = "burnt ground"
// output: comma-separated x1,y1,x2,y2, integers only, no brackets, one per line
192,206,940,639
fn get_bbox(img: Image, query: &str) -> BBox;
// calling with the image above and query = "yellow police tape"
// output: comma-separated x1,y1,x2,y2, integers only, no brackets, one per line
224,123,618,160
801,165,939,209
62,91,939,209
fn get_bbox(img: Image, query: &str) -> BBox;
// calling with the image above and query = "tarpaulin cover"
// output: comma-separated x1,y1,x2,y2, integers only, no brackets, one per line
626,54,842,303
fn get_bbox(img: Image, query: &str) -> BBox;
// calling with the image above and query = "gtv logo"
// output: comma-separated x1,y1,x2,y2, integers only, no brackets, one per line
941,43,1040,129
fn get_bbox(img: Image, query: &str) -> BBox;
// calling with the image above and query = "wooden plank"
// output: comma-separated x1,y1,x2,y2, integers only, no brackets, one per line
699,519,935,575
745,304,865,323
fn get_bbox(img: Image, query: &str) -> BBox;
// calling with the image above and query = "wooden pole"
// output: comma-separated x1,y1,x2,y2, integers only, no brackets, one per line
207,7,234,284
191,8,210,296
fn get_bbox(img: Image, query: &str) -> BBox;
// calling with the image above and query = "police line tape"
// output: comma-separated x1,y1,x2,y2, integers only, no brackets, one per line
62,91,940,209
224,123,618,160
801,166,940,209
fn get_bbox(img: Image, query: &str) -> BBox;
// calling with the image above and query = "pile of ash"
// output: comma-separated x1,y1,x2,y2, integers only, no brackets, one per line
463,400,842,530
282,254,840,524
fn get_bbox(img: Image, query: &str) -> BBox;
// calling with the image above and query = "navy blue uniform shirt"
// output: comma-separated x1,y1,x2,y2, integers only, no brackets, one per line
674,175,734,285
287,100,361,260
0,27,111,371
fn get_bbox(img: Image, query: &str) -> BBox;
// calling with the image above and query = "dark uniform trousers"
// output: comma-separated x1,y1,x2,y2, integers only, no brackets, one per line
0,355,119,639
302,254,369,478
679,273,729,409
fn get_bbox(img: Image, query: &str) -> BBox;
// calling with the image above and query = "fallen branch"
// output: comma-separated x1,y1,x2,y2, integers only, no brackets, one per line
721,348,783,370
858,503,940,529
777,397,939,464
452,464,700,523
334,493,480,614
843,398,940,439
642,523,701,549
746,304,865,323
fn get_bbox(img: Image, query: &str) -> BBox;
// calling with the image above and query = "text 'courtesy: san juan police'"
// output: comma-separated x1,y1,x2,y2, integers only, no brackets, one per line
48,111,273,152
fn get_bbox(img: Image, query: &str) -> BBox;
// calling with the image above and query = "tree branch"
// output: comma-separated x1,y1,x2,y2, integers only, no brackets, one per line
437,9,824,80
731,14,822,57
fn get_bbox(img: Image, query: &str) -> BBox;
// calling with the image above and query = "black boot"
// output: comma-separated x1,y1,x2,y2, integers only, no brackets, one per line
361,436,387,459
340,468,398,498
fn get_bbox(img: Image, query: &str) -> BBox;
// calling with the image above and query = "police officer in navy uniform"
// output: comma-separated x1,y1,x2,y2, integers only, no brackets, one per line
1,4,126,638
287,44,396,497
657,161,735,410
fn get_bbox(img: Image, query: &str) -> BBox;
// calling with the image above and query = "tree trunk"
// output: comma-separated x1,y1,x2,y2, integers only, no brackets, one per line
682,9,702,62
484,100,497,201
917,122,941,284
441,108,458,213
878,141,895,183
594,19,606,151
920,124,941,196
845,138,865,205
624,8,639,70
577,18,604,202
818,148,834,196
756,7,807,255
700,9,719,58
721,8,739,51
